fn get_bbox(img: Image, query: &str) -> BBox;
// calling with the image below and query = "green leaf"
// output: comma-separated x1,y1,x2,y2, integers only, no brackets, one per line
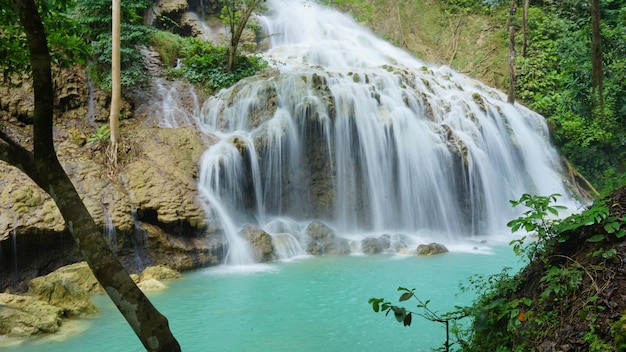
399,292,413,302
587,234,605,243
403,312,412,326
603,221,620,234
391,306,406,322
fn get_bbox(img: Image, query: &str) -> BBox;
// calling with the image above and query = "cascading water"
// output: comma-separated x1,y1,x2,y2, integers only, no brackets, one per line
155,79,201,128
103,208,118,254
12,222,18,285
192,0,572,262
131,209,151,271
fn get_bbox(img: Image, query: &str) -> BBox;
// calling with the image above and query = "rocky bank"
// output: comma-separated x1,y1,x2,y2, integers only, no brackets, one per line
0,63,223,293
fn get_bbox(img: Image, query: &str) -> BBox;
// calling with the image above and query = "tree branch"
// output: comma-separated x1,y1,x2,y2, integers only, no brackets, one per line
0,129,42,185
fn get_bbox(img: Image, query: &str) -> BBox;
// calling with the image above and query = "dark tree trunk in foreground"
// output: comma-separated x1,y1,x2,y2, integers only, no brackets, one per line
1,0,181,350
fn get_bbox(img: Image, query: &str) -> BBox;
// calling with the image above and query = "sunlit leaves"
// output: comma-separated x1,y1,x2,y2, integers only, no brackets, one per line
0,0,88,80
74,0,154,89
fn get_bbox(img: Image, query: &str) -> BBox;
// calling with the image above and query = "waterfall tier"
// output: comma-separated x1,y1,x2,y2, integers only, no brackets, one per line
171,0,572,261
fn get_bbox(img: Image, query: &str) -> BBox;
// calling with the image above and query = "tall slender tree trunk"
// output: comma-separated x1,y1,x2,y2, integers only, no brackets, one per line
522,0,529,57
109,0,121,169
591,0,603,116
507,0,517,104
3,0,181,350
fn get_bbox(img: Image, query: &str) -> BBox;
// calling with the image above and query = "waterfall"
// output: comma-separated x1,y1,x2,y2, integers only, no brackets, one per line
155,79,201,128
198,138,257,265
103,208,118,254
191,0,573,263
131,209,151,271
12,222,18,286
86,71,96,126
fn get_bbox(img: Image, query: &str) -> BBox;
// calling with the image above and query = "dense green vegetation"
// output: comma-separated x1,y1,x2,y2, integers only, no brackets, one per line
516,0,626,191
74,0,155,89
371,192,626,350
0,0,89,80
335,0,626,192
161,34,268,92
459,0,626,192
1,0,266,92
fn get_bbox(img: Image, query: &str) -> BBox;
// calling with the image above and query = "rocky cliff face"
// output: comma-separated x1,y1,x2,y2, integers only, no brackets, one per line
0,66,224,293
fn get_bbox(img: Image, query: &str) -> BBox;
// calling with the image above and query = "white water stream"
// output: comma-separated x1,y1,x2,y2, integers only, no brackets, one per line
190,0,573,263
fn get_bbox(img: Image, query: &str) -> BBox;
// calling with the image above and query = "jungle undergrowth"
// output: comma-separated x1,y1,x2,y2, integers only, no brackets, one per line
370,191,626,351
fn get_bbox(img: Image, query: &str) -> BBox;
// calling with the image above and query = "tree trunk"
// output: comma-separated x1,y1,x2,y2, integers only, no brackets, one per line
508,25,516,104
507,0,517,104
4,0,181,350
109,0,121,168
226,0,261,73
591,0,603,115
522,0,529,57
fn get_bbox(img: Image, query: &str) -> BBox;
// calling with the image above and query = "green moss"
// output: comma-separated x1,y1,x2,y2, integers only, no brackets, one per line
150,30,184,68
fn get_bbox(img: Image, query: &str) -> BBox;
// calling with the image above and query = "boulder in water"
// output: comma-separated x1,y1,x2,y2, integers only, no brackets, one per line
137,279,167,292
239,224,277,262
135,265,183,292
306,220,350,255
139,265,183,282
0,293,63,337
415,243,449,256
361,237,387,254
28,264,99,317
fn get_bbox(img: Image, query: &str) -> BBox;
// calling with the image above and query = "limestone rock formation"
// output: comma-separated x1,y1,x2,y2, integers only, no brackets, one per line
28,268,99,317
240,224,276,262
0,293,63,337
306,219,350,255
149,0,189,30
0,65,223,292
415,242,449,256
137,279,168,292
139,264,183,282
136,265,182,292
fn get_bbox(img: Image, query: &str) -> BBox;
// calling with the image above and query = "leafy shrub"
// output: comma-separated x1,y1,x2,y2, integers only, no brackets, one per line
516,2,626,191
150,31,185,68
74,0,154,90
0,0,89,80
370,193,626,351
168,38,267,92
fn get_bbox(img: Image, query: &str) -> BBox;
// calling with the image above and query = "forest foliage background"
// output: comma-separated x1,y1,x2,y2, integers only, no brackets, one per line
331,0,626,193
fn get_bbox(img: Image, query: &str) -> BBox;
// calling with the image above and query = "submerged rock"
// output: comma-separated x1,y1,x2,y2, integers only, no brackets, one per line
415,243,449,256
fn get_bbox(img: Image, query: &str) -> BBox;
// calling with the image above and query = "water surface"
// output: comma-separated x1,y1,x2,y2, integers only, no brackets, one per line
5,243,522,352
